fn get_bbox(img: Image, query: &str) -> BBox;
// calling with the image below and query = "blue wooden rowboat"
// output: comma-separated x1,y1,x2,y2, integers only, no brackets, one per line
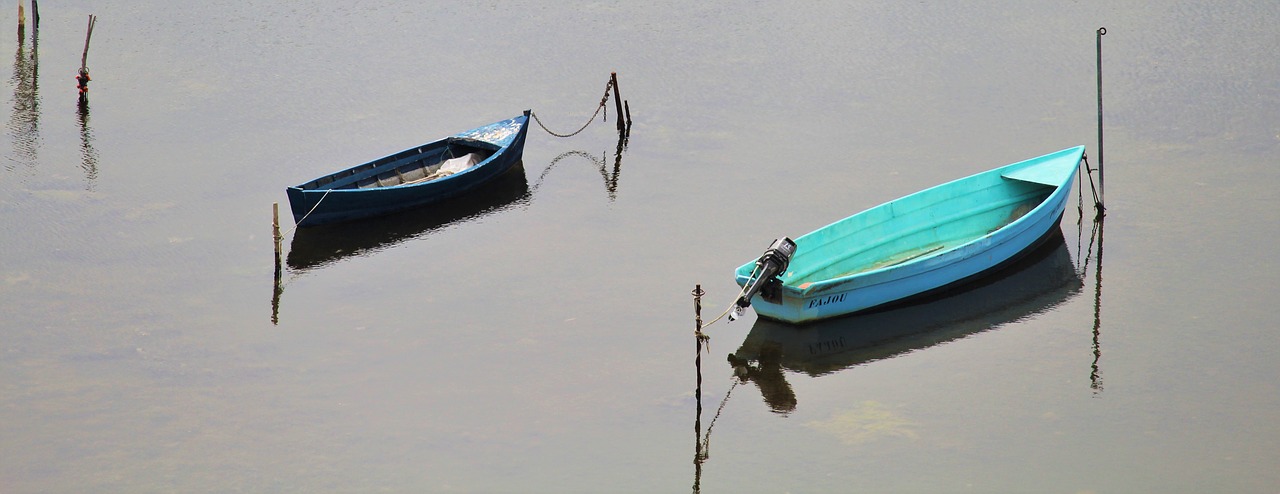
286,111,531,226
733,146,1085,324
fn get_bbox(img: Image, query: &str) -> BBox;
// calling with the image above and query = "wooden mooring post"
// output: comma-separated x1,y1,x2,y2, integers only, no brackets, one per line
15,0,38,36
610,72,625,136
692,284,707,491
76,14,96,102
691,283,705,456
693,284,705,336
272,202,283,259
272,202,284,325
624,100,632,132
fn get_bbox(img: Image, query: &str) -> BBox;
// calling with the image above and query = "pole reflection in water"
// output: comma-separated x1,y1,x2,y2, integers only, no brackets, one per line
272,253,283,326
7,19,38,175
77,97,98,189
729,230,1084,413
693,332,739,494
1077,212,1106,394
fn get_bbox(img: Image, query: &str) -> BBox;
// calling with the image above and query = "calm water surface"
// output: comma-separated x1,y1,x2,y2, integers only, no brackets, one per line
2,2,1278,492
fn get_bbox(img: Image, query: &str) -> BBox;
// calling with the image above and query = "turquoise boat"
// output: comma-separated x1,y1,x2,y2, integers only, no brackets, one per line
733,146,1085,324
728,234,1081,413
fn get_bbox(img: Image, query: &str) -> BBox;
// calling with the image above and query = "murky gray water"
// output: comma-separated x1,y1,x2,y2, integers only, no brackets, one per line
2,1,1278,492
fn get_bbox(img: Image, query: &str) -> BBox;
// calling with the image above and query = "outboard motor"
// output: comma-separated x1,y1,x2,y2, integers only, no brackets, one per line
731,237,797,320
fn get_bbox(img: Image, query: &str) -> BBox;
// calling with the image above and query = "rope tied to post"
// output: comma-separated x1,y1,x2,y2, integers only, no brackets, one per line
281,187,335,237
530,77,614,138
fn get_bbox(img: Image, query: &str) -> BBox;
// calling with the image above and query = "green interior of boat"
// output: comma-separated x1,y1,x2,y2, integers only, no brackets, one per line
782,176,1053,286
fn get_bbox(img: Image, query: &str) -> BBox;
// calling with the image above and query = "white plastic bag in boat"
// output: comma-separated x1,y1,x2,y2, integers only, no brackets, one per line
431,153,480,179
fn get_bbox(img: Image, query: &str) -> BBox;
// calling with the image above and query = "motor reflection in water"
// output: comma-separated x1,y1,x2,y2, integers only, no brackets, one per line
728,229,1084,414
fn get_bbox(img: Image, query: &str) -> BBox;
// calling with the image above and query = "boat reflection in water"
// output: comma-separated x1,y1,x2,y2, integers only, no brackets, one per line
286,163,530,272
729,229,1083,414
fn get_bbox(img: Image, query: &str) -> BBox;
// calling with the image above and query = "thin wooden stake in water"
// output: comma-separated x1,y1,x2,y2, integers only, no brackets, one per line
624,100,632,133
272,202,283,258
692,284,705,419
17,1,24,40
76,15,97,102
1095,27,1106,211
80,15,96,70
610,72,625,135
272,202,284,325
691,284,706,491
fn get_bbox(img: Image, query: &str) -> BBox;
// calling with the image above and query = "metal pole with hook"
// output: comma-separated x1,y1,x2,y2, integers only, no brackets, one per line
1095,27,1106,211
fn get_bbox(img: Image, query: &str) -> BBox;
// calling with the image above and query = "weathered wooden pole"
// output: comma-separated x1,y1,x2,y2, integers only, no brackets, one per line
272,202,283,258
610,72,625,135
77,15,96,101
624,100,632,131
17,1,25,40
692,283,706,491
80,15,96,70
692,283,705,454
272,202,284,325
693,284,705,335
30,0,38,32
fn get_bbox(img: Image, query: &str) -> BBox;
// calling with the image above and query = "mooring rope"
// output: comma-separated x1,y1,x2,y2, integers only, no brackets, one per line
530,78,614,138
1081,154,1102,209
698,264,763,334
283,80,613,244
281,187,335,237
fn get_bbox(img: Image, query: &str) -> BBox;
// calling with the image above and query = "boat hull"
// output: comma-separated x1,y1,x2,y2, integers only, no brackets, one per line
735,146,1085,324
286,111,530,226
